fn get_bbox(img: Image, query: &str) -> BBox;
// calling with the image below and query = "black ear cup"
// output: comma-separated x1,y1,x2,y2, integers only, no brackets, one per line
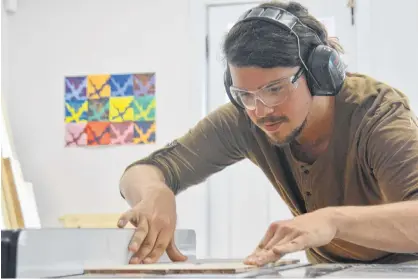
223,67,232,100
306,45,346,96
224,67,244,109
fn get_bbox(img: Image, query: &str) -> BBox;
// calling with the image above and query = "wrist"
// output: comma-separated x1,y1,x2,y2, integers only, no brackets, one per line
120,164,171,206
144,182,175,199
123,164,166,184
317,206,343,238
323,206,350,239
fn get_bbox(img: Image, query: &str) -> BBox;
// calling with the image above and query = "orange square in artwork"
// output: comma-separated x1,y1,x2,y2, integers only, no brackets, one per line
87,75,111,99
85,122,111,145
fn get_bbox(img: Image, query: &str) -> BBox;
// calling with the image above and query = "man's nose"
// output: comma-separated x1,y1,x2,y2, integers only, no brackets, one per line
255,99,273,117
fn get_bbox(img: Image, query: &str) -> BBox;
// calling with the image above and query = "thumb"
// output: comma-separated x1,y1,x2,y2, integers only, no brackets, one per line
166,238,188,262
117,209,134,228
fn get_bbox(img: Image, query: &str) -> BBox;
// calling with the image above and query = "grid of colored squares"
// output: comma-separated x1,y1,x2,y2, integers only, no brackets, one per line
64,73,156,146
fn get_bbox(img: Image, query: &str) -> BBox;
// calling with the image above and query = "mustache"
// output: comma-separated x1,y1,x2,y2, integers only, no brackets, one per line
257,116,289,125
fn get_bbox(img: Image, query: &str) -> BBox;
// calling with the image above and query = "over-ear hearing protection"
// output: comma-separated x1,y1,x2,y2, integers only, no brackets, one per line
224,6,346,109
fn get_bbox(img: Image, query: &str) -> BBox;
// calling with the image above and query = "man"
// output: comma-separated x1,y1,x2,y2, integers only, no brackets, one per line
118,1,418,266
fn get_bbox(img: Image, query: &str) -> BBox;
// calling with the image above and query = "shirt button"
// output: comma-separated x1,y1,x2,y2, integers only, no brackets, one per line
303,169,309,174
306,191,312,197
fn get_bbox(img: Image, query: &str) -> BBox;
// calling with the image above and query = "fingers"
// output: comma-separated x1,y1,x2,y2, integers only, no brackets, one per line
128,215,148,247
263,228,288,250
253,237,306,266
131,223,160,263
244,226,301,266
141,228,172,264
245,245,282,266
166,238,188,262
137,229,188,264
273,236,306,256
257,234,297,265
245,223,277,262
243,224,276,265
117,209,135,228
245,236,306,267
244,223,288,264
118,204,180,265
257,223,277,250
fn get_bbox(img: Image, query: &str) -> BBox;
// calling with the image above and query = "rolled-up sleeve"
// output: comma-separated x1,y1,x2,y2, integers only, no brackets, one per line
125,103,250,195
365,98,418,202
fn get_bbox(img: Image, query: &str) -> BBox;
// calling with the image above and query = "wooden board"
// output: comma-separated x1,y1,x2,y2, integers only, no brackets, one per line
1,157,25,229
84,259,299,275
59,213,134,228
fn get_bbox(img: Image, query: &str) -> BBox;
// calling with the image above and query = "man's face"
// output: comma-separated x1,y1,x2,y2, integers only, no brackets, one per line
229,65,312,146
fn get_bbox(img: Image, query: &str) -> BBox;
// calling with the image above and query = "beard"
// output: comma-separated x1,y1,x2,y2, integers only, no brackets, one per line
266,118,308,147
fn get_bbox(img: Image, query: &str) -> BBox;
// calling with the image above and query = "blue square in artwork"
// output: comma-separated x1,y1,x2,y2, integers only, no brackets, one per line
110,74,134,97
65,76,87,101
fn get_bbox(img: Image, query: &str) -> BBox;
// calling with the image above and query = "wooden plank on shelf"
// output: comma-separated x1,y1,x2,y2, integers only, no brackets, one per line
1,187,12,229
1,157,25,229
84,259,299,275
59,213,134,228
1,106,39,229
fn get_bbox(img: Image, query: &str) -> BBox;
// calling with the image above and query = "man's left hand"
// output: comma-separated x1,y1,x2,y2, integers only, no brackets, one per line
244,208,337,266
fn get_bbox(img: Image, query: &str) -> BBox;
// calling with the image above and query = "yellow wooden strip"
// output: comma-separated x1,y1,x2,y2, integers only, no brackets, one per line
59,213,134,228
1,157,25,229
1,184,12,229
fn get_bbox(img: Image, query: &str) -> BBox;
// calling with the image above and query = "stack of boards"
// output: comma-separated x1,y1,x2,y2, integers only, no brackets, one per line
84,259,299,275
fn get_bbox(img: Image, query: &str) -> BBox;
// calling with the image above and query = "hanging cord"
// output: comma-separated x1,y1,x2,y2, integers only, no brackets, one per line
347,0,355,25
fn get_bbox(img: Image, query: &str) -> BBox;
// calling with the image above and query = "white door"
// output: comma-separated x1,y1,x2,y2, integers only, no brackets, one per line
206,0,358,263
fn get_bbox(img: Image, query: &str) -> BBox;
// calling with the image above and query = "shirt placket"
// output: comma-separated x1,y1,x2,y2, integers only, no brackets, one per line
300,164,316,211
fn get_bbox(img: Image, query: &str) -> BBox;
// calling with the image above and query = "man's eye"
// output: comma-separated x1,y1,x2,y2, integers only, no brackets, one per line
240,93,252,99
266,86,282,93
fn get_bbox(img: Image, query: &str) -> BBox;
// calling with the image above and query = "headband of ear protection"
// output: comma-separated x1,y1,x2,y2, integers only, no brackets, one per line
224,6,346,109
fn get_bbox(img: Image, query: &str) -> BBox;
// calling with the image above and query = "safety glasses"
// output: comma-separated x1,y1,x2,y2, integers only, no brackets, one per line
229,68,304,110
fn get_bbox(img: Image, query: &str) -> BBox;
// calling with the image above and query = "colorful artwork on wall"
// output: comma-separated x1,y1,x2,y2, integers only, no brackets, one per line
64,73,156,147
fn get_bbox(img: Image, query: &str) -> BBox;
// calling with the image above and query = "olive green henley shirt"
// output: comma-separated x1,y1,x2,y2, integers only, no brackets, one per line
126,73,418,264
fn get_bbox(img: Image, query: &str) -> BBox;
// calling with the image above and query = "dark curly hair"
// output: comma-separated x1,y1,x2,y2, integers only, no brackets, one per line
222,0,344,68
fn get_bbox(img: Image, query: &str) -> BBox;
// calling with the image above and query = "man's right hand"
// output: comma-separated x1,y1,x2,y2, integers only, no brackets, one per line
117,183,187,264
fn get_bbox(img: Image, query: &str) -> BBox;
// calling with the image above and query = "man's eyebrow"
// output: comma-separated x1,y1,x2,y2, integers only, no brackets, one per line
257,77,287,89
232,76,288,91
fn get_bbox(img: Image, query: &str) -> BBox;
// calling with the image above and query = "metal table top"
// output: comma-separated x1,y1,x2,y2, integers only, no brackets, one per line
6,229,418,278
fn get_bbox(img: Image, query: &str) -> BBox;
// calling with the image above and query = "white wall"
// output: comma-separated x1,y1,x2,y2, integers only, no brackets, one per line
356,0,418,112
2,0,208,255
1,1,14,152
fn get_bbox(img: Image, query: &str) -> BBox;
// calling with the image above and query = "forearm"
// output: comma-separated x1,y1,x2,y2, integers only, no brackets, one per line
330,200,418,253
119,164,169,207
119,104,246,206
